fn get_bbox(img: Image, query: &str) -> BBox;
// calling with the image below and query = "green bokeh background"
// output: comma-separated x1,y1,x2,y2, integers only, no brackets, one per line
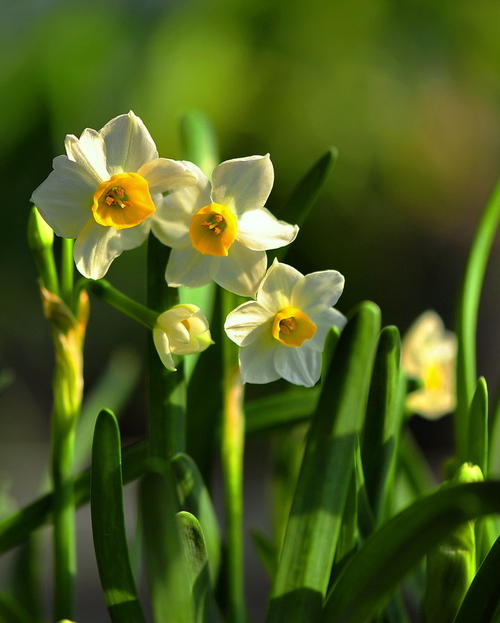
1,0,500,615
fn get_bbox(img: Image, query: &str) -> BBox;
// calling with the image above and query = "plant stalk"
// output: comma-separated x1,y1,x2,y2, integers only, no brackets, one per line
221,289,246,623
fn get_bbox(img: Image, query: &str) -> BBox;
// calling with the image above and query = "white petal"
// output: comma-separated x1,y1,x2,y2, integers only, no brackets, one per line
31,155,95,238
214,241,267,297
74,218,150,279
237,207,299,251
256,259,303,312
99,111,158,174
307,308,347,351
153,328,176,371
165,247,219,288
224,301,273,347
292,270,345,315
211,155,274,214
65,130,108,182
152,163,211,248
239,333,280,384
138,158,198,195
273,345,321,387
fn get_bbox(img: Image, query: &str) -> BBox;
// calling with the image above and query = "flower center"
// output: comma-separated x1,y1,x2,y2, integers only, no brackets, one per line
92,172,155,230
189,203,238,256
423,361,444,392
272,306,317,347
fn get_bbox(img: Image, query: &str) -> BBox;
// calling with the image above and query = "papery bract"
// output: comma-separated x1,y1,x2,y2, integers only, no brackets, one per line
152,155,299,297
224,259,346,387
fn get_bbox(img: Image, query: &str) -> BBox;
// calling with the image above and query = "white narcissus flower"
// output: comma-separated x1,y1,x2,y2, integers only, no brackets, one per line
224,260,346,387
151,154,299,297
153,304,212,371
401,310,456,419
31,111,190,279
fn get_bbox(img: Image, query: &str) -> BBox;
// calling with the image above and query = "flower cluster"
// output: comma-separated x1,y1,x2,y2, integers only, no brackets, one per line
31,112,347,385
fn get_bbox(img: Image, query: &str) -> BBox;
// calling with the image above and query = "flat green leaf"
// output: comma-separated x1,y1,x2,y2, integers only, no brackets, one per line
454,535,500,623
177,510,218,623
90,409,146,623
181,110,218,177
272,148,338,263
455,180,500,459
245,387,318,434
171,452,221,584
140,460,193,623
322,481,500,623
185,289,223,480
267,302,381,623
75,347,141,471
362,326,404,522
468,377,488,475
251,529,278,579
0,594,32,623
0,441,148,555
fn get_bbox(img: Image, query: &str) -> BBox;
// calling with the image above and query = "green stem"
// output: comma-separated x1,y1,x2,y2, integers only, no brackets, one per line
27,206,59,295
221,289,246,623
86,279,158,329
60,238,74,308
147,234,186,459
52,424,76,619
455,180,500,460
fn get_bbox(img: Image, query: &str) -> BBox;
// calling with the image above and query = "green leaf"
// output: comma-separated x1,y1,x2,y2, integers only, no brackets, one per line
251,529,278,579
489,394,500,478
321,481,500,623
362,326,405,523
397,431,436,501
185,288,223,480
171,452,221,584
177,510,218,623
468,377,488,475
455,180,500,460
140,460,193,623
181,110,219,177
267,302,381,623
74,347,141,471
90,409,146,623
0,594,32,623
0,441,148,555
272,148,338,263
245,387,318,434
454,535,500,623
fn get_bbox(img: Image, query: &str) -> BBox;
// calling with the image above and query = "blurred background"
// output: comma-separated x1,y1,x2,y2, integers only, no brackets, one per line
1,0,500,619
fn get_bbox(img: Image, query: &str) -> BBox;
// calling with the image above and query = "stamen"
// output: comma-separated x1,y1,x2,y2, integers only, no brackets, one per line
279,317,297,335
104,185,129,209
201,213,227,235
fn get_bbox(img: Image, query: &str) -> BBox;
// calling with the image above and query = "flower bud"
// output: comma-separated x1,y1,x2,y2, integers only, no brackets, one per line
423,462,483,623
153,304,212,371
28,206,54,251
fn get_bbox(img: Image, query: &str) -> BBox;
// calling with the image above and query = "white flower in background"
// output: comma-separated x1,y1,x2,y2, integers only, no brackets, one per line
401,310,456,419
31,111,189,279
224,260,346,387
151,154,299,297
153,303,212,371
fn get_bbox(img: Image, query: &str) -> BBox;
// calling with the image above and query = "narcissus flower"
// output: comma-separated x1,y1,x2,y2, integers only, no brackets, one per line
224,260,346,386
152,155,299,296
31,111,188,279
401,310,456,419
153,304,212,371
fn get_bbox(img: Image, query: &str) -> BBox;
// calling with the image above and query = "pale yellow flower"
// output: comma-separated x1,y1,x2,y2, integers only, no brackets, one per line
224,260,346,386
401,310,456,419
153,304,212,371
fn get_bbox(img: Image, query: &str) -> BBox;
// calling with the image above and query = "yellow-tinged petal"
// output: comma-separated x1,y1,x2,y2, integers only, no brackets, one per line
92,172,155,229
189,203,238,256
272,306,317,347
